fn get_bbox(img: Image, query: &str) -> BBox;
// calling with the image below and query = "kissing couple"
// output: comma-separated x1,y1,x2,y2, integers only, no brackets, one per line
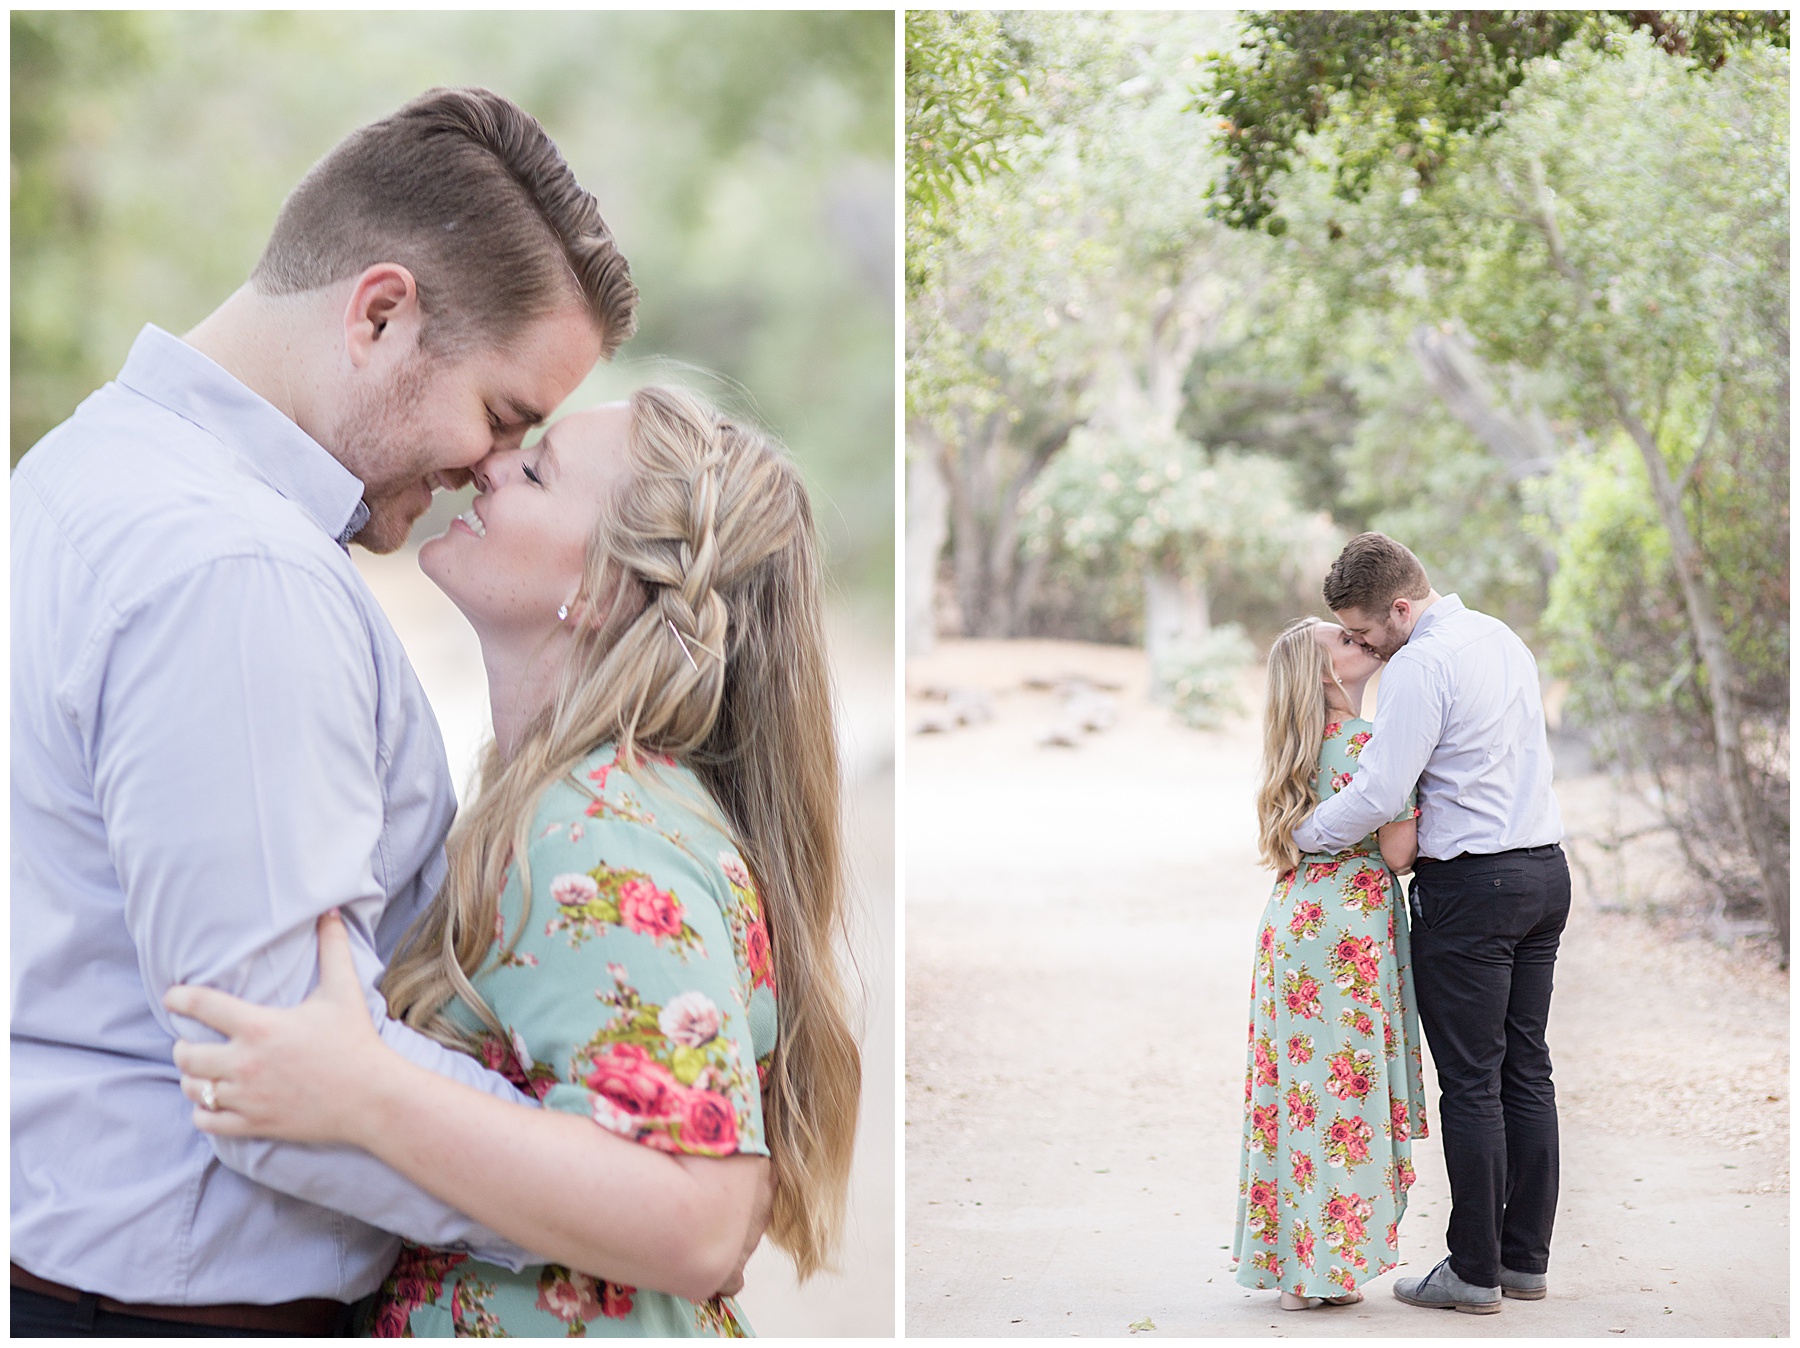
1233,532,1570,1315
14,87,858,1338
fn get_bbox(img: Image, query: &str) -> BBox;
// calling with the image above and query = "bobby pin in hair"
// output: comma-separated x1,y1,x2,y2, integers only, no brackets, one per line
667,618,701,672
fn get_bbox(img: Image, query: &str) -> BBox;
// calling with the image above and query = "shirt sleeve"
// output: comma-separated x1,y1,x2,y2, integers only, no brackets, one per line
96,557,538,1268
1291,653,1442,856
499,802,768,1162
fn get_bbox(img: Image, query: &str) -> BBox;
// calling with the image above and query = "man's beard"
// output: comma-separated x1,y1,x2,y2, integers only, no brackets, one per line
330,357,435,554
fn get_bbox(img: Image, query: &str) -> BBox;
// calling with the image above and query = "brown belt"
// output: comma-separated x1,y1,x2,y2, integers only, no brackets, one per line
11,1262,349,1336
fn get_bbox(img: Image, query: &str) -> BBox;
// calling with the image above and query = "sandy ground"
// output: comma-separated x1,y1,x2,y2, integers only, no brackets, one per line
904,638,1787,1339
355,548,895,1336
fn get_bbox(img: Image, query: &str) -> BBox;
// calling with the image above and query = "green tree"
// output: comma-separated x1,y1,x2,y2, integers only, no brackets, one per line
1199,23,1790,953
1198,9,1788,232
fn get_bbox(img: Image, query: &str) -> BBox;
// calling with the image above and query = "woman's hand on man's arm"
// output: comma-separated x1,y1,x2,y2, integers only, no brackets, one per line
1377,817,1418,873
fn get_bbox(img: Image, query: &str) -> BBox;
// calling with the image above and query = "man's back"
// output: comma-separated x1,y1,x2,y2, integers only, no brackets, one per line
1390,597,1563,860
11,327,458,1303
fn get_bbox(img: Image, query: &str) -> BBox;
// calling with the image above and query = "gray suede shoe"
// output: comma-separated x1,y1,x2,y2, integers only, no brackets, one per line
1393,1258,1502,1314
1500,1267,1547,1300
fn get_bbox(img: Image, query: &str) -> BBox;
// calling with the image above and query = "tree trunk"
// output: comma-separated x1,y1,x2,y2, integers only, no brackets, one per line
905,420,951,657
1527,158,1788,959
1144,557,1210,701
1608,394,1787,957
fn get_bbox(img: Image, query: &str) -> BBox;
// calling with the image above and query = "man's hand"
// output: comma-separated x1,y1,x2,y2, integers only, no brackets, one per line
713,1159,776,1297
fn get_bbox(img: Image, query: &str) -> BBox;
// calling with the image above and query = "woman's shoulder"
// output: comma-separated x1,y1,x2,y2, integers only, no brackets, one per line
527,744,742,918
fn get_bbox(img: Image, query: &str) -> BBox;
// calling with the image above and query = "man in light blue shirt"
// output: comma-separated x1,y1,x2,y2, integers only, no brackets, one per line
1292,533,1570,1315
13,89,637,1336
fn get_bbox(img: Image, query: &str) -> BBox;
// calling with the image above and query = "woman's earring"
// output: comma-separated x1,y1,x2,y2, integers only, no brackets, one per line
557,604,570,623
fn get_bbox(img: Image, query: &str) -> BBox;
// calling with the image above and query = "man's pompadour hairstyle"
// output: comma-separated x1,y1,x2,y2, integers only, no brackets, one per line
1322,532,1431,615
252,87,637,358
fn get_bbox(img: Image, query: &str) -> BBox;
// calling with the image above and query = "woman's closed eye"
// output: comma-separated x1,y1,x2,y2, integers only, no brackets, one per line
522,462,544,486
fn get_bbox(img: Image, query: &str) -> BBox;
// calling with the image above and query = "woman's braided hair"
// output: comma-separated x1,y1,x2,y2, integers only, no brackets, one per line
383,385,859,1281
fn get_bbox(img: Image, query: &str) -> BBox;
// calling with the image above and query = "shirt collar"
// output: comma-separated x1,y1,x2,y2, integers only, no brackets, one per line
115,325,369,546
1411,592,1464,640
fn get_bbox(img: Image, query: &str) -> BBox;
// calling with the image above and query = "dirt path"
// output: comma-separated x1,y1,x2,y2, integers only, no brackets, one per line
355,549,895,1336
905,639,1786,1338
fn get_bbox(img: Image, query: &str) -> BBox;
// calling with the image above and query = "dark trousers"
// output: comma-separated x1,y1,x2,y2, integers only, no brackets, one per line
1409,843,1570,1288
10,1288,353,1337
11,1288,275,1337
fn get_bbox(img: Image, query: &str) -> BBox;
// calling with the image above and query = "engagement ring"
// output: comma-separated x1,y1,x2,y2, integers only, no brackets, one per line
200,1079,218,1112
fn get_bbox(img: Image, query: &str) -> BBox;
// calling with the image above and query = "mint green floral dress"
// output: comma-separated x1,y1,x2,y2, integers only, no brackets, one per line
367,745,777,1338
1232,717,1428,1298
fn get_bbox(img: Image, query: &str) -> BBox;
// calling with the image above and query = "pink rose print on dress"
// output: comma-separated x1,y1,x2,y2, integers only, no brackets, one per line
1286,1033,1315,1065
1345,730,1372,758
537,1271,597,1323
1303,860,1342,885
678,1087,741,1156
1387,1096,1411,1141
1322,1188,1374,1272
618,876,684,937
1322,1113,1374,1171
1292,1221,1316,1270
371,1245,468,1337
1281,967,1323,1020
743,917,776,991
1339,1007,1376,1038
546,864,705,956
585,1043,681,1118
1326,1266,1361,1296
1324,1048,1376,1103
1253,1035,1279,1088
1251,1250,1285,1280
1330,769,1354,793
1291,1149,1317,1193
551,873,600,906
1327,931,1383,1006
1249,1103,1280,1159
1284,1083,1319,1131
1391,1156,1417,1194
1323,721,1343,739
587,763,613,792
1288,899,1326,941
658,990,724,1048
719,852,753,889
1245,1178,1281,1244
1342,865,1388,916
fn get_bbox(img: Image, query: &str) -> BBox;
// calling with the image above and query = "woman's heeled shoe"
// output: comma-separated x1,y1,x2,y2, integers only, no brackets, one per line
1280,1290,1363,1311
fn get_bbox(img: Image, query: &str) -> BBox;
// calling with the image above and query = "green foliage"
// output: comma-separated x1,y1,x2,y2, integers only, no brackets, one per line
905,10,1039,296
10,11,893,595
1024,424,1316,580
1156,624,1255,729
1197,9,1789,232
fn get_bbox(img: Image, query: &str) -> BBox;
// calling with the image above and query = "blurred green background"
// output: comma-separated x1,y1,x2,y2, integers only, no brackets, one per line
12,9,895,605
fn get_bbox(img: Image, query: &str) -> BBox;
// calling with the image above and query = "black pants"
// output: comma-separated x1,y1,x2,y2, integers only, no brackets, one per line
1409,843,1570,1289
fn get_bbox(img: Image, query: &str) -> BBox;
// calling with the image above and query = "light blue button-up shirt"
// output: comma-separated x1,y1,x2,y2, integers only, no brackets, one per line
1292,594,1563,861
12,326,539,1305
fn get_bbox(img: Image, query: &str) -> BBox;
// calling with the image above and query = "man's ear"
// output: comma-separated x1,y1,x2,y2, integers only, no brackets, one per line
343,264,422,370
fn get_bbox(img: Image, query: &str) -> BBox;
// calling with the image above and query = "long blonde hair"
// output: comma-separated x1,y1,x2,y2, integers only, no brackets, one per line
382,384,859,1280
1254,617,1334,875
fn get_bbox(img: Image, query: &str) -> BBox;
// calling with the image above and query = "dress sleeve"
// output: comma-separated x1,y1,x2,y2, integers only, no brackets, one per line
494,792,768,1160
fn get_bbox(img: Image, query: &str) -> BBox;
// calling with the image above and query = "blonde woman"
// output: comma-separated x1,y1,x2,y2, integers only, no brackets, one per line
163,386,858,1336
1231,617,1427,1311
